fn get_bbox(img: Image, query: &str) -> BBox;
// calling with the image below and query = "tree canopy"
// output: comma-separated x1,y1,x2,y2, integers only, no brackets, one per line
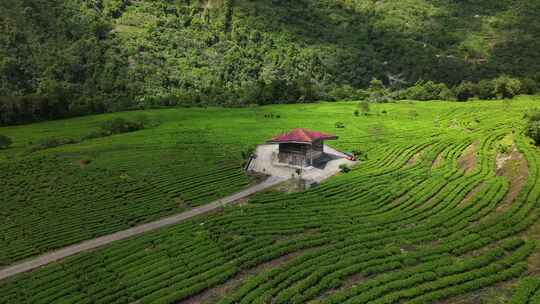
1,0,539,124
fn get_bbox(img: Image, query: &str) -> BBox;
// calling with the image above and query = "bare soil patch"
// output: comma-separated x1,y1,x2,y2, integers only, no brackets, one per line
407,150,423,167
406,145,431,168
389,193,410,208
495,145,528,212
432,152,444,169
175,197,188,209
458,143,477,173
76,158,92,168
235,197,249,207
271,178,307,193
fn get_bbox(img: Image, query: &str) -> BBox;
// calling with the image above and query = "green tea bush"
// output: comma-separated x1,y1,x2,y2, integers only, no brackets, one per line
511,277,540,304
2,102,540,304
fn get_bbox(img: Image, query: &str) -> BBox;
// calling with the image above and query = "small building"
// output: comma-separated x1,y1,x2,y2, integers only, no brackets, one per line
267,128,338,167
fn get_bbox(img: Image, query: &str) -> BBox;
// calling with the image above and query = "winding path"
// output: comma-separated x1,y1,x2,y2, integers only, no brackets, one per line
0,176,287,281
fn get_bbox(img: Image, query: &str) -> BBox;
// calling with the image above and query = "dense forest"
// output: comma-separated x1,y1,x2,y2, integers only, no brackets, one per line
1,0,540,124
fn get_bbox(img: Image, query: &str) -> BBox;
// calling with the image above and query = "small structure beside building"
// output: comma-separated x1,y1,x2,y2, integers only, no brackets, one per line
267,128,338,167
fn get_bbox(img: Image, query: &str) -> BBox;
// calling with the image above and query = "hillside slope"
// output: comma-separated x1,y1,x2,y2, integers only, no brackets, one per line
1,0,539,111
1,98,540,303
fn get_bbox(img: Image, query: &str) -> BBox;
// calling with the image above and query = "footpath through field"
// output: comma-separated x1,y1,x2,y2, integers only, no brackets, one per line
0,176,287,281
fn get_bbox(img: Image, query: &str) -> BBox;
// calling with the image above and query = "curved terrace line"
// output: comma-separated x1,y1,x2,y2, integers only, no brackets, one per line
0,176,287,281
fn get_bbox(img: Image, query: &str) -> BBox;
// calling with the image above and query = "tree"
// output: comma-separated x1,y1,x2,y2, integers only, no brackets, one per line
492,76,522,99
402,80,453,101
520,78,538,94
454,81,475,102
367,78,393,103
0,135,13,149
329,85,363,101
476,79,496,100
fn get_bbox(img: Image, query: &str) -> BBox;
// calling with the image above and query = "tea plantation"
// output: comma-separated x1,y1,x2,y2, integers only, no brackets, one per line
1,97,540,303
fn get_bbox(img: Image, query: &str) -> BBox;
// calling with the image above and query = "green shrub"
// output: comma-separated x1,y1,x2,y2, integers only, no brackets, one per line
352,150,368,161
339,164,351,173
31,137,77,151
402,80,453,101
241,146,255,168
358,101,370,115
525,110,540,146
83,131,106,140
0,135,13,149
80,115,151,140
99,117,146,136
498,144,510,155
524,108,540,121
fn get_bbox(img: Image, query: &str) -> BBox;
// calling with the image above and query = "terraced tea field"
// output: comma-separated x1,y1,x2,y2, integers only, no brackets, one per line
1,97,540,303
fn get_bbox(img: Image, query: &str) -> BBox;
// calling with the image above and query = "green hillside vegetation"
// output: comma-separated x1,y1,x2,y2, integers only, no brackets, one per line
1,97,540,303
1,0,540,124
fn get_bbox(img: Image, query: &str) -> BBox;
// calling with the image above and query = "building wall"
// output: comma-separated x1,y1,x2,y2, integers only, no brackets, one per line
278,152,308,167
278,142,325,167
310,140,324,160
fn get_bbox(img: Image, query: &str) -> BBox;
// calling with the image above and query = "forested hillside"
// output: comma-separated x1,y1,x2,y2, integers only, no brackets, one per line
1,0,540,124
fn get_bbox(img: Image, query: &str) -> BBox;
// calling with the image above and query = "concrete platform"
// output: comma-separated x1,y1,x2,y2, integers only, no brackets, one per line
247,144,357,184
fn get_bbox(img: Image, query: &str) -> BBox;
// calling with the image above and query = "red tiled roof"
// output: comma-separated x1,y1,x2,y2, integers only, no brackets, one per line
268,128,338,144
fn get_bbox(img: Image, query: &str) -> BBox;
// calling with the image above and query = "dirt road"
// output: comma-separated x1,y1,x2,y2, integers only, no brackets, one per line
0,176,286,281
